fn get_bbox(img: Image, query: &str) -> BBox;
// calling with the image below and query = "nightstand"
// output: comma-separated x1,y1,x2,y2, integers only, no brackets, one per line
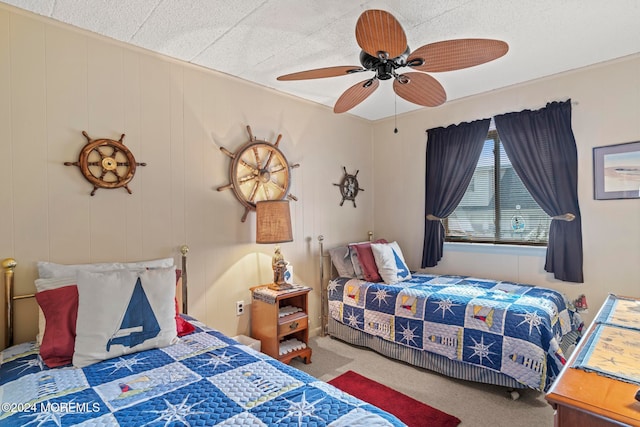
250,285,312,364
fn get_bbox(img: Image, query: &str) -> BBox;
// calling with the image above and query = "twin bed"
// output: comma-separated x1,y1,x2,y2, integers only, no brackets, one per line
318,235,583,396
0,250,406,426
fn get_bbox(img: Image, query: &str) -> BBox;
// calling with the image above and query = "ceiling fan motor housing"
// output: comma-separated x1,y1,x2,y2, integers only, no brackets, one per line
359,48,410,80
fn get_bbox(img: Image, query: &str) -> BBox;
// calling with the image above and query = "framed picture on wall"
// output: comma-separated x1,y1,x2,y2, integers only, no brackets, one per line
593,141,640,200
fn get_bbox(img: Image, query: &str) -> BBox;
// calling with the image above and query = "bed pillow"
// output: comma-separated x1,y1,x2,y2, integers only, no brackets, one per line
35,275,77,351
175,300,195,336
34,283,78,367
371,241,412,284
328,246,356,278
34,270,192,368
348,246,364,279
174,271,195,336
37,257,175,279
350,239,387,282
35,257,177,343
73,267,178,368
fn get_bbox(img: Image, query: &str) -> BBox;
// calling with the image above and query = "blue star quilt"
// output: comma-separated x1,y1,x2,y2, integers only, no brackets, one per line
0,318,405,426
328,273,582,391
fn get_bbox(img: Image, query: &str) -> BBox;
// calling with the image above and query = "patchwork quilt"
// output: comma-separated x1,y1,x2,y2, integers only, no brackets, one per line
328,273,583,391
0,318,405,426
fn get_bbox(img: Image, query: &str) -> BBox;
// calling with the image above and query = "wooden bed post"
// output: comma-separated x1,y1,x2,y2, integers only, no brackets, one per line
2,258,16,349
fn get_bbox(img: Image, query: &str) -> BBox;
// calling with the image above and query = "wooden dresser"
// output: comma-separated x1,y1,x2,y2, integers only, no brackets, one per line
545,294,640,426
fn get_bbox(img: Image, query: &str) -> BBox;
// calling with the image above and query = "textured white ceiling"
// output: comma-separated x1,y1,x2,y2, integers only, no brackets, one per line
3,0,640,120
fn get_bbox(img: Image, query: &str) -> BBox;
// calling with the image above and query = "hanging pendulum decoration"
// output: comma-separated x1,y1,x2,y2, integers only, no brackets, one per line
334,167,364,207
64,131,146,196
394,93,399,134
217,125,300,222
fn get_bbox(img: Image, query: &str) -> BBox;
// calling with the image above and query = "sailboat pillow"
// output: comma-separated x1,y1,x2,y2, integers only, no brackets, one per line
73,267,178,368
370,241,412,284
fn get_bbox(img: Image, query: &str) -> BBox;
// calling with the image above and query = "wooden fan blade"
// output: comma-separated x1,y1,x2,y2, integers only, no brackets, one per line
408,39,509,73
334,78,379,113
393,72,446,107
355,9,407,59
277,66,365,81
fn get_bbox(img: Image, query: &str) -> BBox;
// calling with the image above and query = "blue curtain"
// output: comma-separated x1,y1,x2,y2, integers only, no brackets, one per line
495,100,583,283
421,119,490,268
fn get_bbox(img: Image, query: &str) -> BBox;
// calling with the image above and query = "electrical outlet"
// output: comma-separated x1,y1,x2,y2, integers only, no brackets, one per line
236,300,245,316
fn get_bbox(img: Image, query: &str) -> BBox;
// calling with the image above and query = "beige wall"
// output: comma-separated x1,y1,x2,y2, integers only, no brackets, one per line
0,5,374,346
372,54,640,326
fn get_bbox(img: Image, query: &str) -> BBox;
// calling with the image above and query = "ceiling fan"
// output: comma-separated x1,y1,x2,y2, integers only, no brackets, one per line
277,9,509,114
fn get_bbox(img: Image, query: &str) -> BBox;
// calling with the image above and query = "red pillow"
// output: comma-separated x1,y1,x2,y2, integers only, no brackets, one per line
351,239,387,282
174,297,195,336
174,269,195,336
35,285,78,367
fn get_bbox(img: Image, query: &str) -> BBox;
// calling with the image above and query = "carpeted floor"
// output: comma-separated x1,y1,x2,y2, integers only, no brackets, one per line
291,335,555,427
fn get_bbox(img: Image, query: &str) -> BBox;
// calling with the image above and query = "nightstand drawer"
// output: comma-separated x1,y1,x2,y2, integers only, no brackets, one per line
278,313,308,337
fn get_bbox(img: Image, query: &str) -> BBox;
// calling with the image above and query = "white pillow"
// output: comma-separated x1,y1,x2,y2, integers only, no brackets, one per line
371,241,412,284
73,267,178,368
37,257,175,279
34,257,174,343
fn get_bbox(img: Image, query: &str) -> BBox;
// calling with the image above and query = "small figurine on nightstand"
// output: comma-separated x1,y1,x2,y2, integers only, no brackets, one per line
269,259,292,291
273,259,287,284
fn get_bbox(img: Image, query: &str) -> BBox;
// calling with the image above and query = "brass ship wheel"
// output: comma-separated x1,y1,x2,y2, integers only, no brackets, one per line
65,131,146,196
217,125,299,222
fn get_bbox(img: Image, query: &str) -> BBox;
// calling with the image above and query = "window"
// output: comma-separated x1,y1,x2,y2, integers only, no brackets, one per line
445,129,551,245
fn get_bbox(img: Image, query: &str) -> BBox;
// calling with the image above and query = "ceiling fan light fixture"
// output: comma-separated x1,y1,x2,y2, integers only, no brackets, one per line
406,58,424,68
396,74,410,85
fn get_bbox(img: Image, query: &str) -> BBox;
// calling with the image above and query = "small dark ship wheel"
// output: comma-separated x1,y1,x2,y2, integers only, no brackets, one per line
339,175,360,200
334,167,364,207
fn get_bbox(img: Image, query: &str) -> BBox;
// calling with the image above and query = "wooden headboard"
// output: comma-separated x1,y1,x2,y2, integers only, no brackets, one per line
2,245,190,350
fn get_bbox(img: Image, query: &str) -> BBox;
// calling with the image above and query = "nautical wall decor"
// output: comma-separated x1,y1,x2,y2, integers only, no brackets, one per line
64,131,146,196
217,125,300,222
334,167,364,207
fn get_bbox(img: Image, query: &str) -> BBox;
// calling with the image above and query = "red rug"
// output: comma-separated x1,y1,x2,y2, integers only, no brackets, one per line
328,370,461,427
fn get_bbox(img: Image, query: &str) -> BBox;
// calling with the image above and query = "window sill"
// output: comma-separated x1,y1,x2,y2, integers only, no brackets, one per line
443,241,547,256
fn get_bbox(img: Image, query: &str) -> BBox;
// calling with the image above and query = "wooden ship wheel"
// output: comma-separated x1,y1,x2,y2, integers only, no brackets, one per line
334,167,364,207
217,125,299,222
64,131,146,196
